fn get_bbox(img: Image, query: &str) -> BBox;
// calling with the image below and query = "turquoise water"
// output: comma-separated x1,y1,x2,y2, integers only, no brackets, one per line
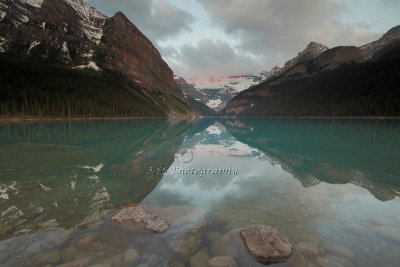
0,119,399,266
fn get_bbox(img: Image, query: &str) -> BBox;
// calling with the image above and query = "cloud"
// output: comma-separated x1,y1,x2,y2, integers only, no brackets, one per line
198,0,380,66
163,39,261,78
383,0,400,6
87,0,195,41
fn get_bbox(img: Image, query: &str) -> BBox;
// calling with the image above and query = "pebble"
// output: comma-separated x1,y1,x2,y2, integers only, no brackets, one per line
27,241,42,254
206,232,223,244
297,242,320,258
55,257,90,267
62,246,77,262
207,256,238,267
322,242,354,259
190,250,210,267
123,249,139,266
374,226,400,243
55,230,73,247
77,234,95,250
35,249,61,265
345,225,368,236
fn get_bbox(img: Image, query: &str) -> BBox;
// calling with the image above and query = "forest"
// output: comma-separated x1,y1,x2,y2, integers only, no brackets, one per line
0,54,174,118
223,46,400,117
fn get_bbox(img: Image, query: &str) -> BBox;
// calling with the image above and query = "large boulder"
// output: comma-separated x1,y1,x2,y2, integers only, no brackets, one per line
109,205,169,233
240,225,293,265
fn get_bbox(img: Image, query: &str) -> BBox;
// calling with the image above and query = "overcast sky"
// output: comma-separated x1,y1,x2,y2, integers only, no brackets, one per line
87,0,400,79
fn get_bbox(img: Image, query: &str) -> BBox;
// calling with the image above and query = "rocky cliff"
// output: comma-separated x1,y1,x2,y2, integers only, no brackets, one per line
0,0,189,117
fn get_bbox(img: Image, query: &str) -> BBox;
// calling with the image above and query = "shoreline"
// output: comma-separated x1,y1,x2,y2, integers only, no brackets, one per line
1,116,400,122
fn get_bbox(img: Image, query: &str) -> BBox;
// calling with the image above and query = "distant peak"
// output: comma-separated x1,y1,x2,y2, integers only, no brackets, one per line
305,42,328,52
113,11,128,21
382,25,400,38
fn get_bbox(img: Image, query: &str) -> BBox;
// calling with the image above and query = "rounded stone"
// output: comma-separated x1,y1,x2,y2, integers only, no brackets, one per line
239,225,293,265
123,248,140,266
190,250,210,267
207,256,238,267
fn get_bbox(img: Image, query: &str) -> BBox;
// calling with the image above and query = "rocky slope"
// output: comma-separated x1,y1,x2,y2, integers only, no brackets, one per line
222,26,400,117
0,0,192,117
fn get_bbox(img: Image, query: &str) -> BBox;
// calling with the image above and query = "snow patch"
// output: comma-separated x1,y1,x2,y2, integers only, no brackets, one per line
27,40,40,54
207,99,222,109
81,49,94,58
0,37,6,53
0,10,5,21
62,41,68,53
41,21,46,29
21,0,44,8
63,0,107,44
73,61,101,71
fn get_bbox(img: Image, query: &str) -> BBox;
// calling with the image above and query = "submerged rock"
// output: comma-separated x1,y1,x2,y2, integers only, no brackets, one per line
123,249,140,266
190,250,211,267
208,256,238,267
240,225,293,265
374,226,400,243
297,242,319,258
160,206,207,259
110,205,169,233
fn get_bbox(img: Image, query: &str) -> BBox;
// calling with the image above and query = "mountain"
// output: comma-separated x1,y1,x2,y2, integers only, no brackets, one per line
0,0,192,118
273,41,328,77
222,26,400,117
176,69,279,112
360,25,400,60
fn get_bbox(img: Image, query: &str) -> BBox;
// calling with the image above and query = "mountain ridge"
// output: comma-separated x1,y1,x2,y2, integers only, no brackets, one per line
221,25,400,117
0,0,196,117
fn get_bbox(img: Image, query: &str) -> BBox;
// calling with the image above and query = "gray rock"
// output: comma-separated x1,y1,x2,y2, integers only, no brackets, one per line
240,225,293,265
207,256,238,267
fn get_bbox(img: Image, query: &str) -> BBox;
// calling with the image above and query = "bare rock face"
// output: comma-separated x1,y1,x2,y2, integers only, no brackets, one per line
110,205,169,233
239,225,293,265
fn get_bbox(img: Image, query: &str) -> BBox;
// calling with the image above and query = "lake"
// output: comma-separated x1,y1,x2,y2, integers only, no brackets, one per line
0,119,399,266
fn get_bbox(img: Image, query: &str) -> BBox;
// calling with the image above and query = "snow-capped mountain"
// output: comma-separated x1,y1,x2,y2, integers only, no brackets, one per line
176,68,279,111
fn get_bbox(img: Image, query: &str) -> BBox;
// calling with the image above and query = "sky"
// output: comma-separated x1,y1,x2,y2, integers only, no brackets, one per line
87,0,400,79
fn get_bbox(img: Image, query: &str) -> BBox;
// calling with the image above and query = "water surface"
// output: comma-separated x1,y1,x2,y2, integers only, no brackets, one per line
0,119,399,266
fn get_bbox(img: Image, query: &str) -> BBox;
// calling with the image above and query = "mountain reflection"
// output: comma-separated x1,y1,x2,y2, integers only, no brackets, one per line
0,119,195,239
223,119,400,201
